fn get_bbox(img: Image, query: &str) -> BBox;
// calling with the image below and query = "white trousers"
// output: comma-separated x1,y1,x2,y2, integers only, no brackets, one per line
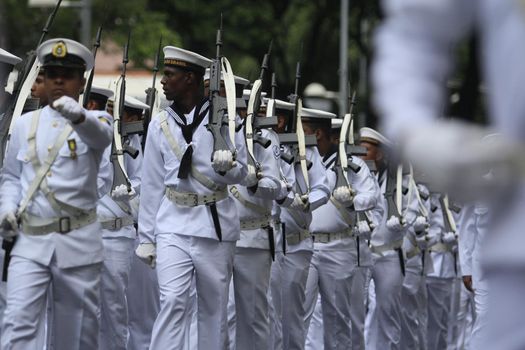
451,281,475,350
279,249,313,350
400,270,427,350
126,238,160,350
304,249,354,350
150,234,235,350
268,252,285,350
228,247,272,350
99,236,134,350
426,277,453,350
1,255,101,350
366,253,404,350
350,266,371,350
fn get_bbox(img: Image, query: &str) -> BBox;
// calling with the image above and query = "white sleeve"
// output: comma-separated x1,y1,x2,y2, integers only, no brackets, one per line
306,147,330,211
350,157,378,211
137,119,166,244
0,118,24,216
458,204,476,276
248,131,283,200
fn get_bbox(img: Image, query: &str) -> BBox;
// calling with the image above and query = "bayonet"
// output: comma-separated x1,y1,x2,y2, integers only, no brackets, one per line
142,36,162,150
82,26,103,107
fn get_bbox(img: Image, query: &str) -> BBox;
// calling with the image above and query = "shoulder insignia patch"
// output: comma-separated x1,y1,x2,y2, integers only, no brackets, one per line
272,144,280,159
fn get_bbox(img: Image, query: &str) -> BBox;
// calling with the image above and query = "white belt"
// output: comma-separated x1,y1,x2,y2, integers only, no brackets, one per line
370,239,403,256
406,246,421,259
429,242,452,253
165,186,227,207
21,209,97,235
99,216,134,231
240,215,271,230
313,228,354,244
286,229,312,246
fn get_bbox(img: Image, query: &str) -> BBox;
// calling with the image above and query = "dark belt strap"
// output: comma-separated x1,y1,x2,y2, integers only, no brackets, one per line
268,225,275,261
281,222,286,255
208,203,222,241
396,247,405,277
356,236,361,267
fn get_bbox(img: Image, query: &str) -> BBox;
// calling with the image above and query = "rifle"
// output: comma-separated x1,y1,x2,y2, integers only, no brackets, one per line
333,91,358,192
142,36,162,150
207,15,237,175
245,41,274,179
82,26,103,107
111,31,138,195
0,0,63,167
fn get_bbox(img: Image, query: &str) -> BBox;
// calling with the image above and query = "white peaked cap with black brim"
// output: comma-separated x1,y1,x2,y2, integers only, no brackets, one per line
124,95,150,111
37,38,94,71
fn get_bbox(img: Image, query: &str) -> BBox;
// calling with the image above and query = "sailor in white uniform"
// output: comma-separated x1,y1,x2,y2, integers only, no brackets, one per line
301,109,378,349
96,94,146,350
358,127,418,350
135,46,249,350
0,38,113,349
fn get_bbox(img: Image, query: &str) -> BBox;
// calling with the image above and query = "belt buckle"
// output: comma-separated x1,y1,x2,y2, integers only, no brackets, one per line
187,193,198,207
315,234,329,244
58,217,71,234
114,218,122,230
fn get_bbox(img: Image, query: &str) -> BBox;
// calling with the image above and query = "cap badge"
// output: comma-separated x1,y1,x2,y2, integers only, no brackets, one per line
52,41,67,58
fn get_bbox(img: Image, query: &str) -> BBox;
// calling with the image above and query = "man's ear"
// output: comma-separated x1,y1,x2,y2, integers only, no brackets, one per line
79,77,86,95
315,128,323,141
377,148,384,162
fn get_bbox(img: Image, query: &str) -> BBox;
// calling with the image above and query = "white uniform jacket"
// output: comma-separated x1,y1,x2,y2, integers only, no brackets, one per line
138,106,248,244
0,105,113,268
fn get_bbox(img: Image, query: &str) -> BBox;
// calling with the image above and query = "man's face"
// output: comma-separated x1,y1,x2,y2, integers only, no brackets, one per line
273,111,289,134
44,66,85,105
31,73,48,106
359,140,382,161
203,80,226,98
161,66,192,101
123,108,142,123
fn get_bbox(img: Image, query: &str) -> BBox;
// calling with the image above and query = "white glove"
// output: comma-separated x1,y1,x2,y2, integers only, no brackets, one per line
244,165,259,187
333,186,354,206
290,193,309,212
355,221,372,240
413,216,428,235
386,216,403,232
111,184,136,201
442,231,457,245
0,212,18,239
135,243,156,268
53,96,85,123
212,150,235,173
401,120,518,201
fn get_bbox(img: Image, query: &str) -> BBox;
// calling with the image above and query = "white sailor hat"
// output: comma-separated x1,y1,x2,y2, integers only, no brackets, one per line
90,86,114,100
272,99,295,111
37,38,94,71
124,95,150,111
249,90,269,103
203,68,250,87
359,127,393,147
331,118,343,129
301,108,336,120
0,48,22,67
163,46,212,74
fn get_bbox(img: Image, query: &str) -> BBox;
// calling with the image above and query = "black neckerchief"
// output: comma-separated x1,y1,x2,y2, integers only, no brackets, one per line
167,99,210,178
323,144,338,170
